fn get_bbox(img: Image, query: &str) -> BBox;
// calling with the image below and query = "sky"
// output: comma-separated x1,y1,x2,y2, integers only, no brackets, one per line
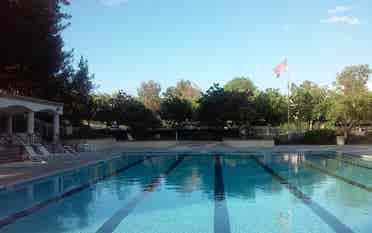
62,0,372,95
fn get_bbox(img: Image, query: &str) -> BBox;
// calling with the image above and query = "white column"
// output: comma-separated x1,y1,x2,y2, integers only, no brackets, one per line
27,111,35,135
53,113,60,142
7,115,13,135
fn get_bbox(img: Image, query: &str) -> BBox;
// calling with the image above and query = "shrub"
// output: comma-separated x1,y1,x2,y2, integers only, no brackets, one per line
275,129,336,145
62,127,113,140
348,133,372,144
303,129,336,144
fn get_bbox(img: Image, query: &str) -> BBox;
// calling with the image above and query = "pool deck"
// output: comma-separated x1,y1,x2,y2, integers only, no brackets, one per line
1,141,372,189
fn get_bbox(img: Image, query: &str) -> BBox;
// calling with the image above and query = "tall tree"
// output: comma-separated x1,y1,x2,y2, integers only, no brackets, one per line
254,89,287,126
71,57,95,97
67,57,95,125
289,81,330,131
224,77,256,94
290,83,313,131
0,0,72,98
160,95,192,128
164,80,201,102
198,83,255,127
137,80,162,112
113,91,161,137
163,80,201,116
329,65,372,139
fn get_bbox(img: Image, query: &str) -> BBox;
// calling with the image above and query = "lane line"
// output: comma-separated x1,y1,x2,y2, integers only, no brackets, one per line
0,156,152,229
303,160,372,192
310,153,372,171
214,155,231,233
253,157,356,233
95,156,185,233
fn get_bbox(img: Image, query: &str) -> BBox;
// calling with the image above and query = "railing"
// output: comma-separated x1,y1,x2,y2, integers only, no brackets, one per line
12,133,42,146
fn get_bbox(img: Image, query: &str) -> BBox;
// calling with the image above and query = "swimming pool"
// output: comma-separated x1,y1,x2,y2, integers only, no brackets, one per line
0,152,372,233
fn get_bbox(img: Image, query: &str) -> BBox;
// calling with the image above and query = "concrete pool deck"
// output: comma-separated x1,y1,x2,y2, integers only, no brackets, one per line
1,141,372,189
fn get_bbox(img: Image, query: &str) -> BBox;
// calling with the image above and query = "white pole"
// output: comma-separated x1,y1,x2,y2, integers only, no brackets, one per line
27,111,35,135
53,113,60,143
287,71,291,139
7,115,13,135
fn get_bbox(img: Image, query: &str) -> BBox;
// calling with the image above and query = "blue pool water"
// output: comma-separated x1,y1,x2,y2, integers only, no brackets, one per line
0,152,372,233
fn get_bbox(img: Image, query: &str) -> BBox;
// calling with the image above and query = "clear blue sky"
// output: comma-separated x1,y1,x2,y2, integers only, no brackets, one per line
62,0,372,95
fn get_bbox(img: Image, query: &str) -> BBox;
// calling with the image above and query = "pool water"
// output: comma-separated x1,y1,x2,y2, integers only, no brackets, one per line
0,152,372,233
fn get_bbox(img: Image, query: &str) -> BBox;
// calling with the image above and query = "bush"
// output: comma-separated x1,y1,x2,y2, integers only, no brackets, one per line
178,129,223,141
62,127,113,140
348,133,372,144
275,129,336,145
113,129,177,141
303,129,336,144
111,130,129,141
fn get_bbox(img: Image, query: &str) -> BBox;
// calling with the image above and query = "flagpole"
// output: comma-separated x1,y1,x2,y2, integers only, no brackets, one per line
287,71,291,139
274,58,290,138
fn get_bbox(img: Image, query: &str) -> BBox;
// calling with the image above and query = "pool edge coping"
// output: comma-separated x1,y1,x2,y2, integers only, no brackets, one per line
0,148,368,192
0,151,123,192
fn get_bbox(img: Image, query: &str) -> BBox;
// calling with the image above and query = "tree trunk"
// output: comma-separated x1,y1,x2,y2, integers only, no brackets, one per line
343,125,350,141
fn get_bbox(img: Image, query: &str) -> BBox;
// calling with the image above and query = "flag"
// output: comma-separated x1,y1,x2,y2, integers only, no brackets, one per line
274,58,288,78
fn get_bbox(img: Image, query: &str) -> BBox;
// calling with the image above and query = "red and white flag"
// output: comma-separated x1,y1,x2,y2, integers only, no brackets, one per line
273,58,288,78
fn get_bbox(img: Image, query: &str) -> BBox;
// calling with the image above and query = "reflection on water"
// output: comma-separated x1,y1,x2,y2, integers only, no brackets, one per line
0,152,372,233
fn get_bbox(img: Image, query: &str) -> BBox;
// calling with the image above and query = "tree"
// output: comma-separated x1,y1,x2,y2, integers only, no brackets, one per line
164,80,201,103
254,89,287,126
290,81,330,131
160,95,192,128
290,83,313,131
113,91,161,137
197,84,226,127
0,0,72,98
197,83,255,127
137,80,162,112
163,80,201,119
67,57,96,125
329,65,372,139
308,84,331,129
224,77,256,94
71,57,95,96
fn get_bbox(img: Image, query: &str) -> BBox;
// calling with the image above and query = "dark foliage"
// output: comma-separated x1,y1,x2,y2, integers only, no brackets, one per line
113,91,161,138
65,57,95,125
0,0,71,98
254,89,287,126
197,83,256,127
348,132,372,144
62,127,112,140
160,95,193,127
178,129,223,141
275,129,336,145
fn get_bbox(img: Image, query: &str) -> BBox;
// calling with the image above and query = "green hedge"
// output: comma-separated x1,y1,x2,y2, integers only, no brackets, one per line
275,129,336,145
62,127,113,140
348,132,372,144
